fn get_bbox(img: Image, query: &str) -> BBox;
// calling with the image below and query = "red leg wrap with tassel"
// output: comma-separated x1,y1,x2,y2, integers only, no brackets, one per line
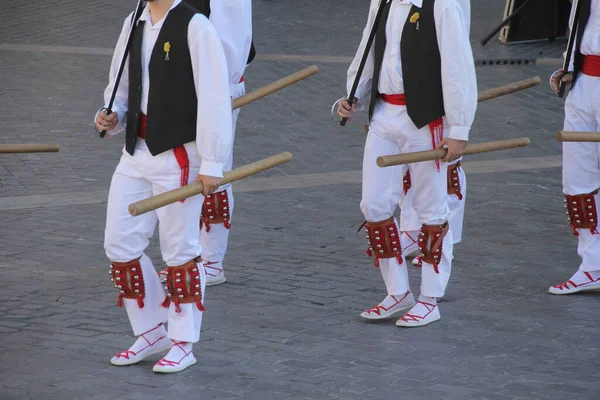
565,190,599,236
447,162,463,200
200,189,231,232
110,257,145,309
417,222,449,274
161,257,205,313
364,217,403,268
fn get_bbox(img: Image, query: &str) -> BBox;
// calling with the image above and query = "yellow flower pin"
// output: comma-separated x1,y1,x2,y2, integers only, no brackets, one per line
410,12,420,24
164,42,171,61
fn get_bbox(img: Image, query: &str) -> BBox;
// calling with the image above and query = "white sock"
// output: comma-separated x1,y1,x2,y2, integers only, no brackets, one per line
129,323,167,353
418,295,437,305
569,270,600,284
381,293,409,307
163,341,193,361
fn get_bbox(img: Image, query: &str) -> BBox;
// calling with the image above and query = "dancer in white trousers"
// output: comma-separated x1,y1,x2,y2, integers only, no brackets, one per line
94,0,232,373
182,0,253,286
549,0,600,295
399,0,471,263
338,0,477,327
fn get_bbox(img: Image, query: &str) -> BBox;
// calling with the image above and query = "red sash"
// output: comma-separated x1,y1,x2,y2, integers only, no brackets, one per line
582,55,600,77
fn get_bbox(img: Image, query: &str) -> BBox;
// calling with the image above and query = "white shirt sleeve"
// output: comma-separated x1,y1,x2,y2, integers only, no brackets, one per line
435,0,477,141
347,0,379,104
209,0,253,91
96,13,134,135
188,15,234,178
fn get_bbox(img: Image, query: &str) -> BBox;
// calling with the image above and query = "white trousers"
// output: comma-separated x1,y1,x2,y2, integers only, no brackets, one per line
563,73,600,273
399,161,466,244
200,82,244,267
104,139,206,343
361,101,452,298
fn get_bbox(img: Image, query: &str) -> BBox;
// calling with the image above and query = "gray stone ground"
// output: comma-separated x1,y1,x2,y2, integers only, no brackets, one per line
1,0,599,399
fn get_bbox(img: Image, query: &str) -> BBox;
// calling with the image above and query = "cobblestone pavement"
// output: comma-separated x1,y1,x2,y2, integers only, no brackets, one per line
1,1,599,399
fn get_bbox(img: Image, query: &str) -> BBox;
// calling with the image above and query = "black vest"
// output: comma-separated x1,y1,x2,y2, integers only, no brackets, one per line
185,0,256,64
126,2,199,156
369,0,445,129
573,0,592,85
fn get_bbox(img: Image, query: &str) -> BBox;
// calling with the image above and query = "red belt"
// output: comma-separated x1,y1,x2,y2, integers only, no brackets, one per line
138,114,190,195
239,76,244,83
380,93,443,170
381,93,406,106
582,55,600,77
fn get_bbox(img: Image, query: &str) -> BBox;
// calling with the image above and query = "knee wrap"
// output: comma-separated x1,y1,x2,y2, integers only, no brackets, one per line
365,217,403,268
447,162,463,200
161,257,205,313
110,257,145,309
201,190,231,232
417,222,449,273
565,190,599,235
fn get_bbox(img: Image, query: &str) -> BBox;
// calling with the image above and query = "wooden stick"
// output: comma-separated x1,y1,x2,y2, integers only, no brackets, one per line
377,138,531,167
556,131,600,142
0,144,61,154
129,152,293,216
232,65,319,110
477,76,541,103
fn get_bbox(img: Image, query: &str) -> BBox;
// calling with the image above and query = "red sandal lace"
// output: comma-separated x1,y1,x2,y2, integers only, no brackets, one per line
399,301,437,323
552,272,600,291
112,324,166,360
364,293,411,315
155,341,192,367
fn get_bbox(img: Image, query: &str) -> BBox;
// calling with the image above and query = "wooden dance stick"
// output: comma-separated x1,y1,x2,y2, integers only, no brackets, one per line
556,131,600,142
128,152,293,216
0,144,61,154
232,65,319,110
377,138,531,167
477,76,542,103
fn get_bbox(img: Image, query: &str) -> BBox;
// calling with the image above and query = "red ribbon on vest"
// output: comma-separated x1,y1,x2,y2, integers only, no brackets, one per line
582,55,600,77
381,94,444,170
139,114,190,201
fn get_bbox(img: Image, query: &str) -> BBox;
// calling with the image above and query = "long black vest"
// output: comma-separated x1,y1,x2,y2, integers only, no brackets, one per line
573,0,592,85
125,2,200,156
369,0,445,129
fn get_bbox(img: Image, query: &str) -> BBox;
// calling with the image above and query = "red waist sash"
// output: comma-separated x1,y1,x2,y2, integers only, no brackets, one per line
582,55,600,77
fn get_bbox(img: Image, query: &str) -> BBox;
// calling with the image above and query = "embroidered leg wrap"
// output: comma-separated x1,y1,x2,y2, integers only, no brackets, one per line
447,162,463,200
200,189,231,232
417,222,449,274
161,257,205,313
403,170,412,195
110,257,145,309
565,190,599,236
365,217,403,268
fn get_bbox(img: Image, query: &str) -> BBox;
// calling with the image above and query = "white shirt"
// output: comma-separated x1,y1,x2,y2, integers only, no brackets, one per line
208,0,253,92
100,0,233,178
347,0,477,141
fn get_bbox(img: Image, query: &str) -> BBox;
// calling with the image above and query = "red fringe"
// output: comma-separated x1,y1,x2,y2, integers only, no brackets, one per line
173,145,190,203
117,294,124,308
195,298,206,312
396,254,403,265
161,297,171,308
429,118,444,171
403,170,411,195
137,296,144,309
224,220,231,229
